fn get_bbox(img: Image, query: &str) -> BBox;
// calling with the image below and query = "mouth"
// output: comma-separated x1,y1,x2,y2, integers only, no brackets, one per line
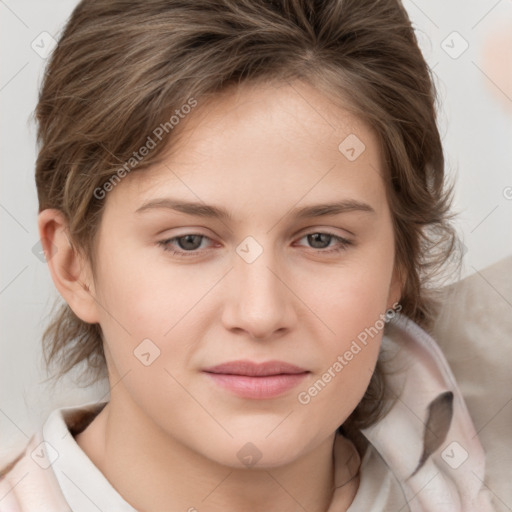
202,360,310,399
203,359,308,376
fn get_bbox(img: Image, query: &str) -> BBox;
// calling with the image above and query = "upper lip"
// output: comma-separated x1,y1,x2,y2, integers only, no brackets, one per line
203,360,308,377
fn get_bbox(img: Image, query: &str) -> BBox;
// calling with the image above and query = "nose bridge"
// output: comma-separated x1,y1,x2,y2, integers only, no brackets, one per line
222,237,295,338
237,254,282,305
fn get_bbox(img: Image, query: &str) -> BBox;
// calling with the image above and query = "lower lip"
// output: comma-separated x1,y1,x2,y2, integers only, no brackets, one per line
203,372,308,399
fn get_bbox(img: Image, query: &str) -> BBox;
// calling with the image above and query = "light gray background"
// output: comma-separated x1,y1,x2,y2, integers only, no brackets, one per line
1,0,512,460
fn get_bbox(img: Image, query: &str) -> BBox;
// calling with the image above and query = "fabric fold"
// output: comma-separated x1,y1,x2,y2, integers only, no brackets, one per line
360,313,495,511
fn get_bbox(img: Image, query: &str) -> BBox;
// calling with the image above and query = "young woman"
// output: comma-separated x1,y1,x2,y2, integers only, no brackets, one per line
0,0,497,510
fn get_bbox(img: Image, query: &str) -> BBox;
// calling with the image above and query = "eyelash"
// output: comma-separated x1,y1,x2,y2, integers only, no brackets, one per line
157,232,353,258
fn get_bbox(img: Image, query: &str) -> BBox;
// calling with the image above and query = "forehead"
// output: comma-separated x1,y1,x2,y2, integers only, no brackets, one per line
105,80,386,214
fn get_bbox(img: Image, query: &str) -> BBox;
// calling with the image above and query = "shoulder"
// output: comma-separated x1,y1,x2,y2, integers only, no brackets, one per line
0,450,25,511
363,311,497,511
431,254,512,510
0,401,107,512
0,433,70,512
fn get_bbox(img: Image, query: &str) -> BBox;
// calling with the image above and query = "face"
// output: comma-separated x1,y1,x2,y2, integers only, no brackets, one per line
87,80,401,468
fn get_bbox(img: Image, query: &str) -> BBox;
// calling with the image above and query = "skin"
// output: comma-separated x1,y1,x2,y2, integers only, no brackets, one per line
39,80,403,512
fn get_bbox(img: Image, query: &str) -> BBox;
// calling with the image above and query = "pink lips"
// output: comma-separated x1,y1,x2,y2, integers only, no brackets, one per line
202,360,309,399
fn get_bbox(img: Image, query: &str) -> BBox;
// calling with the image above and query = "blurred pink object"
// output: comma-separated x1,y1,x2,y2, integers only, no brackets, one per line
482,21,512,113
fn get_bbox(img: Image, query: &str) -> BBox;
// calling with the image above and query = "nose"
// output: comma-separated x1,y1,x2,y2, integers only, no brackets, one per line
221,247,297,340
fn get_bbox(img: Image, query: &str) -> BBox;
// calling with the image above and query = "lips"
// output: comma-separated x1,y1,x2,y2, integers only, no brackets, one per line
202,360,309,399
202,360,308,377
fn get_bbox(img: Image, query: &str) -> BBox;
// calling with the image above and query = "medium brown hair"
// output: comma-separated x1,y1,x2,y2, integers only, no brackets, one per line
35,0,461,435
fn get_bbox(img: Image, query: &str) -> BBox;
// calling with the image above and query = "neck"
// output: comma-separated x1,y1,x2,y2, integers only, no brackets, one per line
75,394,359,512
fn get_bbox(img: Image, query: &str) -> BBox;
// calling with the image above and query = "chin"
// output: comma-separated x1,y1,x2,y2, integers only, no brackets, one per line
198,428,311,470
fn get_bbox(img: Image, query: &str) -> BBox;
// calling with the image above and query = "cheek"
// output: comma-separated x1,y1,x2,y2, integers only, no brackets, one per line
301,243,394,341
92,248,220,383
295,276,387,433
292,236,394,426
94,247,195,336
296,341,380,437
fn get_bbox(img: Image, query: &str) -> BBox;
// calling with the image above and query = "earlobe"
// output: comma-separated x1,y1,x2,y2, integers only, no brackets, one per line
37,208,100,324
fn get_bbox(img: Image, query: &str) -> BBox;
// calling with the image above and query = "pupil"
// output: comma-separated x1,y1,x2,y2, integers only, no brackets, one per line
179,235,201,250
308,233,330,249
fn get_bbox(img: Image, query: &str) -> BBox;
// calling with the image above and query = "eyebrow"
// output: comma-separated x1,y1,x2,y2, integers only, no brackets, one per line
135,197,376,220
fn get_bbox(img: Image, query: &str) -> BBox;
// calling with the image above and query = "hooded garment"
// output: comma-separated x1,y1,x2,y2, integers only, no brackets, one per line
0,313,497,511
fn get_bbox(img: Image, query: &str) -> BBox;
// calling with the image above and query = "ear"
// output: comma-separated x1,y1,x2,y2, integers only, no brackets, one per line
386,262,404,311
37,208,100,324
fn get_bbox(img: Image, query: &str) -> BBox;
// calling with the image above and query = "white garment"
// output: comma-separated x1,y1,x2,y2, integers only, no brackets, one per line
0,313,497,511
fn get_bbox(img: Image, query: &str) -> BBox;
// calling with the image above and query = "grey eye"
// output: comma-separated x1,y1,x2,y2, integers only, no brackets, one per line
307,233,333,249
176,234,204,250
